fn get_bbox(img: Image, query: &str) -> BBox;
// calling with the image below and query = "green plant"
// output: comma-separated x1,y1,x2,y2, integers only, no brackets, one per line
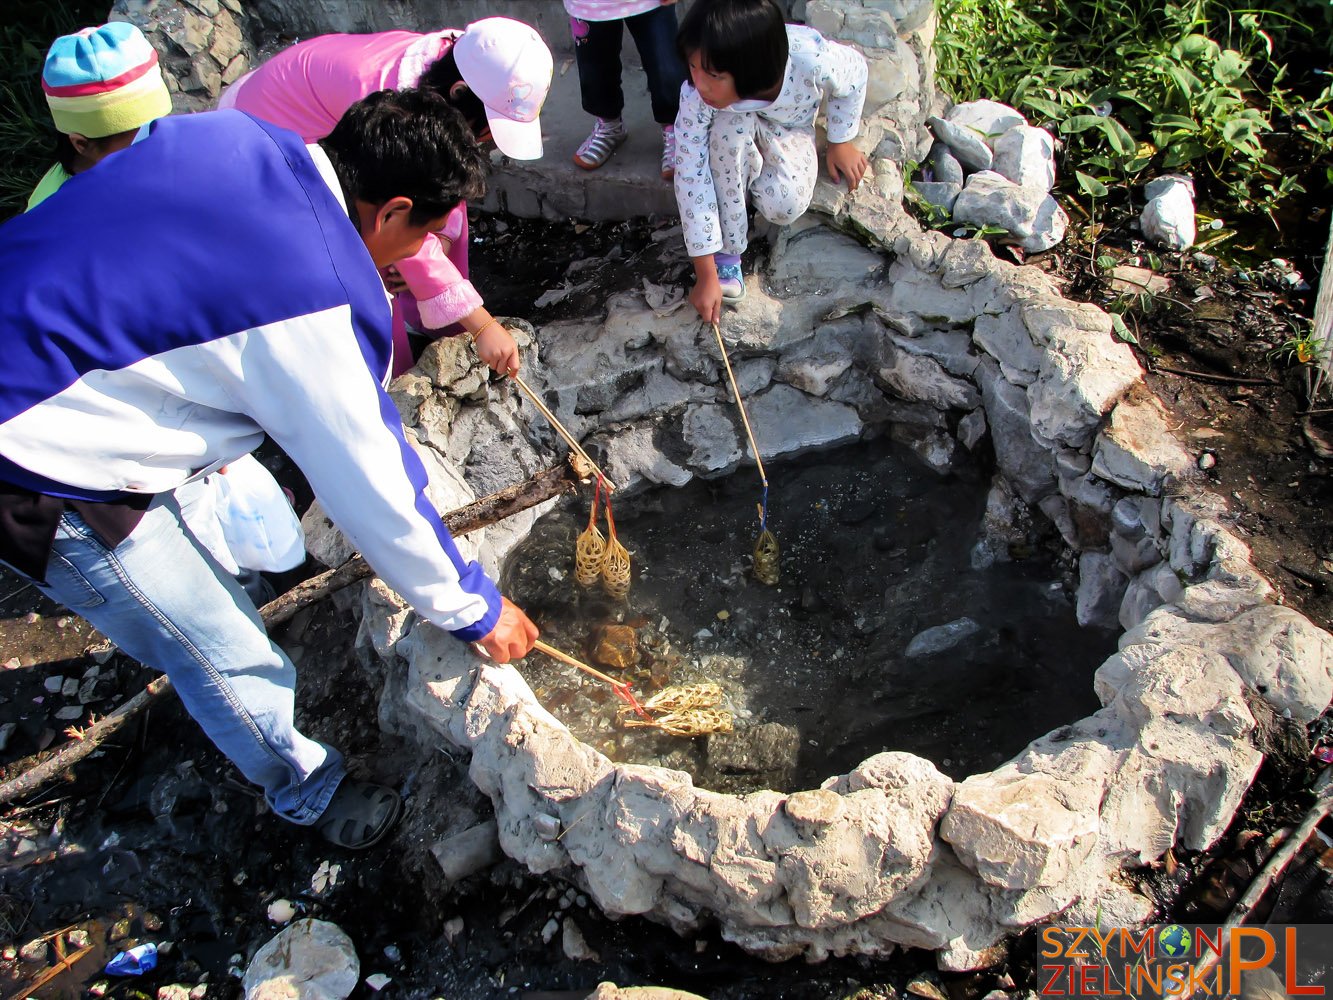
935,0,1333,225
1270,323,1329,403
0,0,109,220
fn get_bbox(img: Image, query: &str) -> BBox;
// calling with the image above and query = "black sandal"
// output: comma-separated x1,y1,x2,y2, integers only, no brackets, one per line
315,780,402,850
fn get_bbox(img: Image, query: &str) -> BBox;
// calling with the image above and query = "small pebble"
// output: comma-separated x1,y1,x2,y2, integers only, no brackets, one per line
142,912,163,932
383,944,402,963
266,899,297,925
61,677,79,698
43,676,62,694
67,929,91,948
1,945,15,961
56,617,70,629
443,917,464,942
88,981,110,998
1198,452,1217,470
540,918,560,944
24,613,39,625
18,939,48,963
55,706,84,721
3,658,20,670
189,986,208,1000
366,973,392,991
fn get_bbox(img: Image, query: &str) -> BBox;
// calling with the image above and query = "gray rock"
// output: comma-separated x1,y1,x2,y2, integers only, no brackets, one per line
905,617,982,657
926,117,994,173
945,100,1027,141
1022,195,1068,252
243,919,358,1000
749,384,862,458
1076,551,1129,628
1140,175,1195,250
954,171,1048,240
682,403,743,473
911,180,962,214
975,358,1057,502
992,125,1057,193
429,826,501,890
927,141,966,185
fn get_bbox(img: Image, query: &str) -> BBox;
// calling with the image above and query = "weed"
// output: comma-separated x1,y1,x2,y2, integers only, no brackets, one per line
936,0,1333,225
0,0,110,220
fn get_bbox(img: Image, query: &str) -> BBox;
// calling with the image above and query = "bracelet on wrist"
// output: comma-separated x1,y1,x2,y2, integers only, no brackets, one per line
471,317,501,343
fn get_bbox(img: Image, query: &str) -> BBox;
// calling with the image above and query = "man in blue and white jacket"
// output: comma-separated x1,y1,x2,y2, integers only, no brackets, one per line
0,88,538,848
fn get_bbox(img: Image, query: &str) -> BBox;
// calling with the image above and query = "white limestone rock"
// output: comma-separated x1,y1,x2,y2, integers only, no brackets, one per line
953,172,1047,239
992,125,1056,193
604,423,694,490
941,740,1111,890
926,117,993,173
945,100,1027,141
1123,604,1333,722
1140,174,1196,251
1091,393,1194,494
682,403,744,473
874,343,981,410
243,920,359,1000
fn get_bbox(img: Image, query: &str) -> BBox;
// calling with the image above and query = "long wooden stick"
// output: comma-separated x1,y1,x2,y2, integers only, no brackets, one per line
531,640,646,717
510,373,617,492
532,639,621,688
711,322,768,488
0,465,578,806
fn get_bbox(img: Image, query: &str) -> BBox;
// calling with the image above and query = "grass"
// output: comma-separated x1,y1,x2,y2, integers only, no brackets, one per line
0,0,111,220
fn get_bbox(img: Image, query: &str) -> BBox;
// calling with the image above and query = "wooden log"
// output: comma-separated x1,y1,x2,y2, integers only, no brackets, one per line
262,462,576,627
1315,214,1333,384
0,463,579,806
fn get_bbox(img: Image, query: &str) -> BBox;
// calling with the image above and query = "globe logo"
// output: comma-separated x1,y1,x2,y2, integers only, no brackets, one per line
1159,924,1192,958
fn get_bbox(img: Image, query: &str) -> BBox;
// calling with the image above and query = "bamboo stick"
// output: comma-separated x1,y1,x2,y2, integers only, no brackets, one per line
510,373,617,492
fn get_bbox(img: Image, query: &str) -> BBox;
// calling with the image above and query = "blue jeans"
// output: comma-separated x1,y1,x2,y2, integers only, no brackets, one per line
33,493,343,823
571,5,687,125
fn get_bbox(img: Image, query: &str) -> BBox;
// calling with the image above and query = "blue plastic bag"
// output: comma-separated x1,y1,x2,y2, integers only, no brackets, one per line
105,942,158,976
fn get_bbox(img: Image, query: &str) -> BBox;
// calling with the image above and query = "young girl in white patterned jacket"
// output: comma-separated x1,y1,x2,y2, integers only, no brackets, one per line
674,0,869,323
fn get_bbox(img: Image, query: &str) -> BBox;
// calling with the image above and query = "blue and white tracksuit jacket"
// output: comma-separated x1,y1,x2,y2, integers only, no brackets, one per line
0,110,501,642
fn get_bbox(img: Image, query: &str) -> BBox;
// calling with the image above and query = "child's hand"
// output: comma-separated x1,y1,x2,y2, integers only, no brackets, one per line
826,141,869,193
475,321,522,376
690,271,723,325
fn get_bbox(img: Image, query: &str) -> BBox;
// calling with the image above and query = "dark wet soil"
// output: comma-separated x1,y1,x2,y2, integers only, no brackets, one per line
0,209,1331,1000
503,438,1113,790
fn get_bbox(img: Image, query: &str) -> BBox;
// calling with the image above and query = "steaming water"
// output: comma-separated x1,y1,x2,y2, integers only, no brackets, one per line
503,437,1114,790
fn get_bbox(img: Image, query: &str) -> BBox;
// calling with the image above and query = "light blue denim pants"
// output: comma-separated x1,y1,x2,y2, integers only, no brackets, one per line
32,489,344,824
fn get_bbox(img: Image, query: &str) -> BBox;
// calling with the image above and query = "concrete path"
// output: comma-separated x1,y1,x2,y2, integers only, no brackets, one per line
482,54,681,222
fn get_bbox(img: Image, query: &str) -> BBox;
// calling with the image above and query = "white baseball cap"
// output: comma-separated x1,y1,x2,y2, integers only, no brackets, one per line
452,17,552,161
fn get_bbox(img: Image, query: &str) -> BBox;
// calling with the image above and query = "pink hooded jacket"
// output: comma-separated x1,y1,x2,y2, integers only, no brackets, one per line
221,31,481,375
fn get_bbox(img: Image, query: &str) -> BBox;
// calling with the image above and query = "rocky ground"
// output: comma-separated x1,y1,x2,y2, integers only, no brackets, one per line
0,210,1330,999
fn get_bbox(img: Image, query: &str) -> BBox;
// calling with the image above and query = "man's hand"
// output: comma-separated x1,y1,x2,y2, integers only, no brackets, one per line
476,597,539,663
826,141,869,193
474,321,521,376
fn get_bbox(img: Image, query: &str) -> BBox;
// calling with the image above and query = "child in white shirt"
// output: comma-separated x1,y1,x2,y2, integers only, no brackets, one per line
674,0,869,322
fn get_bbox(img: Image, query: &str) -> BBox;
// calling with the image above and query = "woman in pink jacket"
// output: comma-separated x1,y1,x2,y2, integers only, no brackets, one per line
221,18,553,378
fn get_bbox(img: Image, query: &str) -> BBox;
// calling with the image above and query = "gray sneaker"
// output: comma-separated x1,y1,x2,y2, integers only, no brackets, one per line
574,117,627,170
661,127,677,181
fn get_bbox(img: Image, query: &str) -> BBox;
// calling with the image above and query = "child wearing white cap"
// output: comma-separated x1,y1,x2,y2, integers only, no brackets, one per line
565,0,688,179
220,18,554,378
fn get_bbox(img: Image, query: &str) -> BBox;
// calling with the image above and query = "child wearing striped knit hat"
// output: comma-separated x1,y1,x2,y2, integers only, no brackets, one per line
27,21,173,211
